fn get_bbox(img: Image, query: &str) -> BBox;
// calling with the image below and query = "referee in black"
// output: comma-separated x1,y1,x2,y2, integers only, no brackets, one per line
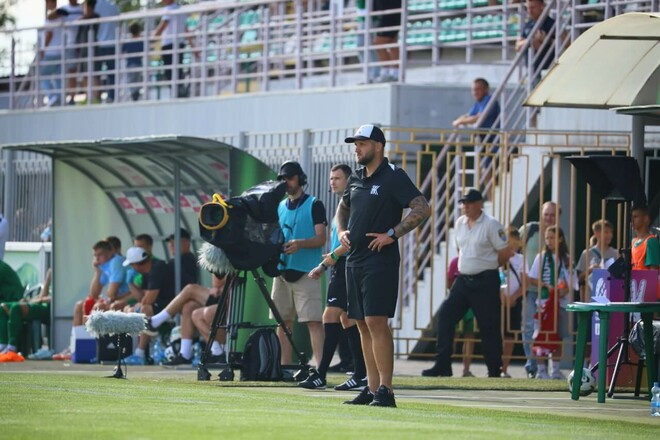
336,124,430,407
422,189,513,378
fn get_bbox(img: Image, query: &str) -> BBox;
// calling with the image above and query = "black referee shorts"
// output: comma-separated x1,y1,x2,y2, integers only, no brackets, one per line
326,258,348,310
346,264,399,319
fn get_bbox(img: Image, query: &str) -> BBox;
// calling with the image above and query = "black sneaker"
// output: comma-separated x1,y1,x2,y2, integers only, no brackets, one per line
343,387,373,405
369,385,397,408
298,368,326,390
163,353,192,366
334,375,367,391
143,317,158,337
421,363,452,377
206,353,226,365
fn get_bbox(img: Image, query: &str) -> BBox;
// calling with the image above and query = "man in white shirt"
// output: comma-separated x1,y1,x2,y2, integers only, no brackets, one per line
422,189,512,378
40,0,65,107
48,0,82,105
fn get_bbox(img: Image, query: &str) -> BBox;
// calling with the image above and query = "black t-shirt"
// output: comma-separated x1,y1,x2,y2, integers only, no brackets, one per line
173,252,199,286
522,15,555,71
147,259,176,310
342,158,422,267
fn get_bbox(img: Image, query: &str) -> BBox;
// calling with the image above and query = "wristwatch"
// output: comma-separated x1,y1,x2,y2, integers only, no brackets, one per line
387,228,398,240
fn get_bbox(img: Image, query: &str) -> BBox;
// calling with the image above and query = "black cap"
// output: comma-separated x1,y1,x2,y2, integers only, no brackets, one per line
459,189,483,203
277,161,304,180
166,228,191,241
344,124,386,146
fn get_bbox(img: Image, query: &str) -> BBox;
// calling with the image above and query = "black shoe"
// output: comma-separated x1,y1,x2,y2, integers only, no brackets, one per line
298,368,326,390
369,385,397,408
421,363,452,377
334,375,367,391
343,387,373,405
143,317,158,337
163,353,192,366
525,366,537,379
327,362,353,373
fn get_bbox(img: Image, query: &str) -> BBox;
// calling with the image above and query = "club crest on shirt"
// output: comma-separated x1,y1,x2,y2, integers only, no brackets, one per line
370,185,380,195
498,229,506,241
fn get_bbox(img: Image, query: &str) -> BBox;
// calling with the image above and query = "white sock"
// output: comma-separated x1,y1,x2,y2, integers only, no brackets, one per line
135,348,145,358
151,310,172,328
211,341,224,356
180,338,193,360
537,363,548,374
551,358,561,376
6,345,17,353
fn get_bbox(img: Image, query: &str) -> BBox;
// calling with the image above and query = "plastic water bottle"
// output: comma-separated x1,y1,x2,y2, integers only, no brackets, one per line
152,339,164,365
192,342,201,367
652,382,660,416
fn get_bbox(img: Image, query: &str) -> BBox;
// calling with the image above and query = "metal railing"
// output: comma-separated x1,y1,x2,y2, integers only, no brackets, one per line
1,0,655,110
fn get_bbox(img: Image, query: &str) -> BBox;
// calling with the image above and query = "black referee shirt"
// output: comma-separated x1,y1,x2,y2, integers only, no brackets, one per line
342,158,422,267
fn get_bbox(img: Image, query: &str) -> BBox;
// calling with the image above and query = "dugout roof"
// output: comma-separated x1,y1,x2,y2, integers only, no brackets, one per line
4,135,275,351
525,12,660,111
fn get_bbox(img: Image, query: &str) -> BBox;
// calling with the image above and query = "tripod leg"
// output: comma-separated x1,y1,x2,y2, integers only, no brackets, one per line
197,274,233,381
607,338,626,398
251,270,308,367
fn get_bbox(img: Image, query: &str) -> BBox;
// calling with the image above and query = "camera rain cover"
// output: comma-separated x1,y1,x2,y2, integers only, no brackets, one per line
199,180,286,275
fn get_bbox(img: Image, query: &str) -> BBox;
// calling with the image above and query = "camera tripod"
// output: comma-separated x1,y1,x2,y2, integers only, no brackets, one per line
196,270,309,382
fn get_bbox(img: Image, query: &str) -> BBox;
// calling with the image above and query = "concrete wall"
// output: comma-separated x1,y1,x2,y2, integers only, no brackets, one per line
0,83,479,146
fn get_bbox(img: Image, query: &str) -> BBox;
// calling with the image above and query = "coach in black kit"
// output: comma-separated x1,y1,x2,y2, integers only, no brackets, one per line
336,124,430,407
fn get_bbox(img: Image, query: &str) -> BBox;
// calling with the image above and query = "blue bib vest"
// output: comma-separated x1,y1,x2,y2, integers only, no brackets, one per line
330,220,340,252
278,195,322,272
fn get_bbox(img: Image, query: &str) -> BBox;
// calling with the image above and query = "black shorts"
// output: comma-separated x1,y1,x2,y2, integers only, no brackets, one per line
346,264,399,319
205,294,219,307
326,258,347,310
503,296,522,337
374,0,401,38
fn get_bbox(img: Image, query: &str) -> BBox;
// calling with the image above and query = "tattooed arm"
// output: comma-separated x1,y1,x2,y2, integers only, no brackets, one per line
393,195,431,238
335,199,351,249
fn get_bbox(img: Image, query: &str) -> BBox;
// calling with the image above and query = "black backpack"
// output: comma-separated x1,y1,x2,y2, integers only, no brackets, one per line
240,328,282,381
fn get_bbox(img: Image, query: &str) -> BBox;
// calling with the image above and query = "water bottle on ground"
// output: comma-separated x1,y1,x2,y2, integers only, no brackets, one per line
652,382,660,416
152,338,164,365
192,342,201,367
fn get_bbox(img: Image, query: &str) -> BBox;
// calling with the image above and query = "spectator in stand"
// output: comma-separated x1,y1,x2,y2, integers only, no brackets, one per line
576,219,619,300
91,0,120,103
53,240,130,360
154,0,197,98
372,0,401,83
526,225,572,380
40,0,65,107
630,206,660,272
122,22,144,101
500,227,525,378
356,0,380,84
48,0,82,105
445,255,476,378
0,269,52,363
143,273,227,365
518,200,560,378
0,214,8,260
515,0,556,82
452,78,500,134
75,0,100,101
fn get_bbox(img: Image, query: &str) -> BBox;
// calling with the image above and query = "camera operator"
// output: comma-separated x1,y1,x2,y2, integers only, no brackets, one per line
271,161,327,368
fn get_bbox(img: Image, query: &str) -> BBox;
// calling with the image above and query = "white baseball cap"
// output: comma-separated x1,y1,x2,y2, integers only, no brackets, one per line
123,246,150,266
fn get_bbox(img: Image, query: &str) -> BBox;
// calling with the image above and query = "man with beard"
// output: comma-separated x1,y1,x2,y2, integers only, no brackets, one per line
336,124,430,407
